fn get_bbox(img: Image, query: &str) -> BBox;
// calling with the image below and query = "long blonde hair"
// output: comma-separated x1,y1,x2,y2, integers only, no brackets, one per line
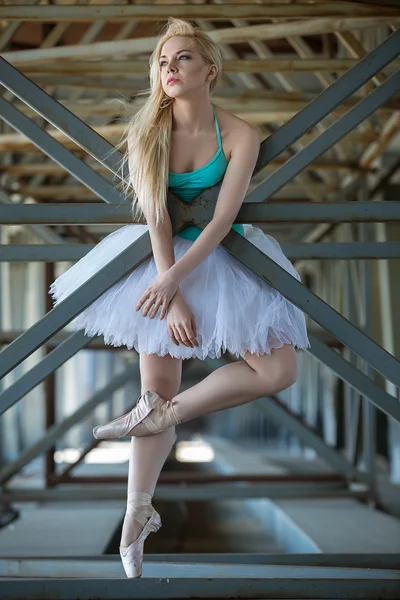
114,18,223,227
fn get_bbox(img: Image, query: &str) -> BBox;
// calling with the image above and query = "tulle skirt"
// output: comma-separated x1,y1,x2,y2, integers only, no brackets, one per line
49,224,310,360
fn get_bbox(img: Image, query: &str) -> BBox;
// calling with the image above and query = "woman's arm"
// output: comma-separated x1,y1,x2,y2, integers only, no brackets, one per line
128,135,176,278
147,209,177,277
164,123,260,285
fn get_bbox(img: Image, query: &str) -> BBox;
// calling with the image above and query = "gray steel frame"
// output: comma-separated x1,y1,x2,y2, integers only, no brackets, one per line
3,241,400,261
1,200,400,224
1,566,399,599
0,31,399,481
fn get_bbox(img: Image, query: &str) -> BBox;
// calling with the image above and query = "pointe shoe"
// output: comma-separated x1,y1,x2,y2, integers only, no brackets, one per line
93,390,181,440
119,491,162,578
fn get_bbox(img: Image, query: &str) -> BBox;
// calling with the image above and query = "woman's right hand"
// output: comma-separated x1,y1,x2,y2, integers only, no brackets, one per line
167,290,199,348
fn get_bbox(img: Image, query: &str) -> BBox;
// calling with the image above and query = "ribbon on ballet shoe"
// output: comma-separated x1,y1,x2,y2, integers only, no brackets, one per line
93,391,182,439
137,396,182,436
92,391,158,440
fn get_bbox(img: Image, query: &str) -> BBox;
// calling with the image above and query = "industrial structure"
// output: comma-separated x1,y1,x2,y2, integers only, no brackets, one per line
0,2,400,598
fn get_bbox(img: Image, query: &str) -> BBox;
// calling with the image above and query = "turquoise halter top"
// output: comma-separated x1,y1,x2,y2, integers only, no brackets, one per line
168,105,244,242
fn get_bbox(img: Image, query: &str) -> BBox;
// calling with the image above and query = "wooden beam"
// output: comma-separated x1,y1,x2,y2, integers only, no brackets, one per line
0,3,397,22
20,58,400,75
2,17,399,64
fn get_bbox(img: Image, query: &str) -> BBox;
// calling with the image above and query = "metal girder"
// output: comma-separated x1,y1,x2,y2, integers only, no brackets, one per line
1,29,399,201
1,553,399,569
250,28,399,199
0,330,94,415
0,481,365,503
247,69,400,202
0,97,123,205
1,221,400,406
1,201,400,224
3,241,400,262
0,29,399,428
256,394,371,484
0,231,153,380
0,56,123,187
0,361,139,485
0,565,399,599
307,334,400,422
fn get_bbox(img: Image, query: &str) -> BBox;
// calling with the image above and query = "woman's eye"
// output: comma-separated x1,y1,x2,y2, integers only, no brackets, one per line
160,55,190,67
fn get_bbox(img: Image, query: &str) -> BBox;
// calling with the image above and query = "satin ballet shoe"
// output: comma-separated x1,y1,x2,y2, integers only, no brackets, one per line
119,491,162,578
93,390,181,440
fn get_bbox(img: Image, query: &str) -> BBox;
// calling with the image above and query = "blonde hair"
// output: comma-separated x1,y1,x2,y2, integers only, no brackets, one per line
113,18,223,227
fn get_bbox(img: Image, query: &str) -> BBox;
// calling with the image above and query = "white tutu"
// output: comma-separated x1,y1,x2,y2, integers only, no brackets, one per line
49,224,310,360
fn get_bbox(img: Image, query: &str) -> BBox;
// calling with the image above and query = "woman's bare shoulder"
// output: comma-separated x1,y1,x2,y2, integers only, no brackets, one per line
214,104,260,156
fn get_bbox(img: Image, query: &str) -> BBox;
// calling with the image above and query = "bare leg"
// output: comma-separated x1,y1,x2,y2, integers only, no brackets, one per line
120,352,182,548
174,344,298,424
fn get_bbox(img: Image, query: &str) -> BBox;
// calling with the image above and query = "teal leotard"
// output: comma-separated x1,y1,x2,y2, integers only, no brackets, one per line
168,105,244,241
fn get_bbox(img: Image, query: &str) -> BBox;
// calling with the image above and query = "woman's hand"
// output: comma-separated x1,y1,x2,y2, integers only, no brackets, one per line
136,273,179,320
167,291,199,348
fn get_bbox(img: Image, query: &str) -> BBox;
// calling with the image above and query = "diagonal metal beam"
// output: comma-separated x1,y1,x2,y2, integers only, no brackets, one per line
256,395,370,484
1,218,400,407
0,362,139,485
0,97,124,205
247,70,400,202
0,56,124,183
0,330,95,416
250,28,400,194
0,231,154,380
1,30,399,412
307,334,400,422
1,28,399,196
199,227,400,392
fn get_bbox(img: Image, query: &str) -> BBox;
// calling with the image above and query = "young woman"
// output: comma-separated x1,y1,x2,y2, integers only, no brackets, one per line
49,18,310,578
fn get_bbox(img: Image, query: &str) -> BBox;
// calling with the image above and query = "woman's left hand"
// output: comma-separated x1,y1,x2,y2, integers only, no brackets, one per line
136,273,179,320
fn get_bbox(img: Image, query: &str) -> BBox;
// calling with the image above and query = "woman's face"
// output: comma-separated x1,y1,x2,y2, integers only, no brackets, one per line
159,35,216,98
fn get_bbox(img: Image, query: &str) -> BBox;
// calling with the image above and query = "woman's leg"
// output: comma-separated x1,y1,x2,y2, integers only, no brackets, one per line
120,352,182,548
173,344,298,424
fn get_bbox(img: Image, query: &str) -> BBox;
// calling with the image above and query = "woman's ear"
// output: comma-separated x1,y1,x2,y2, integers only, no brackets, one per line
207,65,218,83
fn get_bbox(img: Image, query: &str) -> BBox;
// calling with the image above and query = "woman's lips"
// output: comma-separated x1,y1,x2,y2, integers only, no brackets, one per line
167,78,179,85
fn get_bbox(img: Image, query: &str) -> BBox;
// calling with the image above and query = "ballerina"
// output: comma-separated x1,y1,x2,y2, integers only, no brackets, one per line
49,17,310,578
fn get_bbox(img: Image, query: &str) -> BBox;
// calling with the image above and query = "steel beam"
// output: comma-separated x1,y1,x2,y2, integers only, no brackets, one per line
2,241,400,262
1,30,399,424
257,395,370,484
1,553,399,569
0,362,139,485
0,565,398,599
1,29,398,197
0,481,364,502
0,231,154,379
308,334,399,421
0,330,94,416
1,222,400,404
1,201,399,224
250,29,399,196
247,70,400,202
0,97,124,205
0,56,125,183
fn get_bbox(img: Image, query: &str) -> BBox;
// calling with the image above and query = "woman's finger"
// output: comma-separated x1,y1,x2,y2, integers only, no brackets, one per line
136,289,150,311
142,295,156,316
149,298,162,319
184,322,197,347
177,324,192,347
168,325,180,346
160,299,169,320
